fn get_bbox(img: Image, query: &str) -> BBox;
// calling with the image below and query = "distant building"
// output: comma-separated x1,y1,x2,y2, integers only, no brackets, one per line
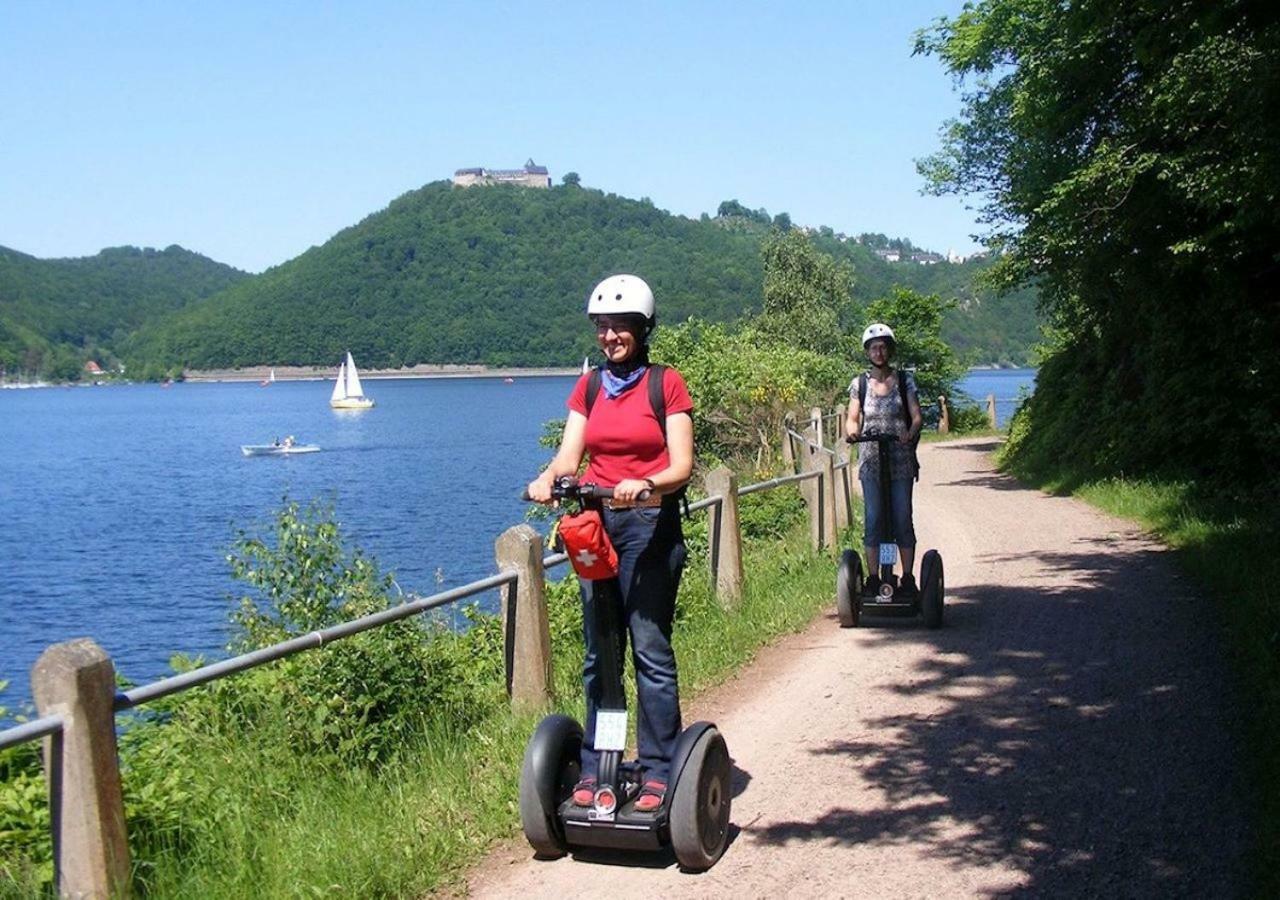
911,251,945,265
947,248,965,264
84,360,103,375
874,248,901,263
453,159,551,188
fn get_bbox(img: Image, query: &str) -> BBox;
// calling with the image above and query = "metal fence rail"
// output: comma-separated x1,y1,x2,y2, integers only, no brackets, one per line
116,571,517,711
738,468,818,497
0,713,64,751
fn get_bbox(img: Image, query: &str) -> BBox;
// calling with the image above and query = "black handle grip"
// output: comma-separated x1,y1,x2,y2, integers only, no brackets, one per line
524,479,651,502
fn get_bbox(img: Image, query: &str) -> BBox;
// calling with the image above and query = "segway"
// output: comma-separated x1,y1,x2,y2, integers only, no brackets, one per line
837,433,944,629
519,476,732,871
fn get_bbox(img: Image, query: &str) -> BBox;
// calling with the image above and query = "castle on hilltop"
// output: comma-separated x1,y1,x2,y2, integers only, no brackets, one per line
452,159,551,189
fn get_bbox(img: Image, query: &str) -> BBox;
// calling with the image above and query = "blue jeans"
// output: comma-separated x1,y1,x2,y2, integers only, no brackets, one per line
860,472,916,549
579,502,687,783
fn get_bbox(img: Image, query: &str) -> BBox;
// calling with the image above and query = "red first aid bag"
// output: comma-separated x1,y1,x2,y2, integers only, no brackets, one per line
558,510,619,580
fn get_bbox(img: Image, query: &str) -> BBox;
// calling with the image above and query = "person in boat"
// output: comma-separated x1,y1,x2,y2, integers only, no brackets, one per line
283,435,295,449
526,273,694,814
844,322,924,597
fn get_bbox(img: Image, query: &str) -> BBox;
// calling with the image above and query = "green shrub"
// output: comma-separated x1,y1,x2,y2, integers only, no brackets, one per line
0,687,51,894
948,402,994,434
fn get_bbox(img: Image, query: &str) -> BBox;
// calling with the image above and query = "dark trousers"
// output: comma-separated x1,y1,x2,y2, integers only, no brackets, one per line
579,503,687,783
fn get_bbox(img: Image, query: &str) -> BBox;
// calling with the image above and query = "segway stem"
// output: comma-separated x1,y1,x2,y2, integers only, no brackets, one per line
846,433,898,577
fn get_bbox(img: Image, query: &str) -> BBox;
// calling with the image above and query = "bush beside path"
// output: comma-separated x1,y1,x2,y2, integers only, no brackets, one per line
466,438,1247,897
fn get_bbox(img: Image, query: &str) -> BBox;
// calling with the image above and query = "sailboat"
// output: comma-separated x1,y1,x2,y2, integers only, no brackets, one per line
330,352,375,409
581,356,591,374
260,367,275,387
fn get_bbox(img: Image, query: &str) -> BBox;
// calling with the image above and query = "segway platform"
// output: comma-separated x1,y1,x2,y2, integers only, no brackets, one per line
560,796,666,851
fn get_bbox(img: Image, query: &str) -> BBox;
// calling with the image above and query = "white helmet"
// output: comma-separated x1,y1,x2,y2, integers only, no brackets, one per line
587,274,655,320
862,322,896,349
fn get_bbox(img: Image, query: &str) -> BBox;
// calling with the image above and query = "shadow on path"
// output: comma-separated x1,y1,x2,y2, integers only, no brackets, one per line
754,538,1246,897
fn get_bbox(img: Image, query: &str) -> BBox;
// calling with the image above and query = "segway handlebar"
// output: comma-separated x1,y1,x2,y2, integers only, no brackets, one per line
522,475,651,503
845,432,896,445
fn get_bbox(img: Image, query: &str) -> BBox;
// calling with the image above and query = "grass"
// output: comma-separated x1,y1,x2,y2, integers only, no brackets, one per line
999,463,1280,895
2,498,849,899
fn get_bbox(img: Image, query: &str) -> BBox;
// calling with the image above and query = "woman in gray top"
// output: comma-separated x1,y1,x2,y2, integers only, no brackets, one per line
844,323,924,596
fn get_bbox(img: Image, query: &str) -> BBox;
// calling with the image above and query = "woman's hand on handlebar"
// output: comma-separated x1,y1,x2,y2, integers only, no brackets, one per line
612,478,651,504
526,475,555,504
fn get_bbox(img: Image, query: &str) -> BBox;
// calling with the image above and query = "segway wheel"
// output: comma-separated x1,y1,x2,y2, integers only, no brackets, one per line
518,714,583,858
836,549,863,628
669,727,732,871
920,549,944,629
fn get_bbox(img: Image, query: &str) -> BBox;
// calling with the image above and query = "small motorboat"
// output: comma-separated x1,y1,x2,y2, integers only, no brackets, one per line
241,438,319,457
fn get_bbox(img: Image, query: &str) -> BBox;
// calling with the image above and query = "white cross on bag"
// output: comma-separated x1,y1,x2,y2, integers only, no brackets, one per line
575,549,599,567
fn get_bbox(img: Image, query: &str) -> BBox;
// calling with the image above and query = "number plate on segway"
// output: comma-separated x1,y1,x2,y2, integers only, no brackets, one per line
879,543,898,566
594,710,628,751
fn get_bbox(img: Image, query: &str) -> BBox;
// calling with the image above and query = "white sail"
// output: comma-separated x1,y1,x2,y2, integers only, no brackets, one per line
269,368,276,383
582,356,590,374
331,361,346,402
344,352,366,399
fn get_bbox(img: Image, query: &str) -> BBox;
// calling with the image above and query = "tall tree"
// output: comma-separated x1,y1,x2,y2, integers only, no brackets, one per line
916,0,1280,486
758,229,854,355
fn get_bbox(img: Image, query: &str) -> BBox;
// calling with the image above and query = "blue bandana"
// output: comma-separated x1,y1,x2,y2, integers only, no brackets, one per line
600,363,648,399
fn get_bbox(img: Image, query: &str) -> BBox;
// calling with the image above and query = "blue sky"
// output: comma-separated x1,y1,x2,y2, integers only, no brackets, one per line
1,1,982,274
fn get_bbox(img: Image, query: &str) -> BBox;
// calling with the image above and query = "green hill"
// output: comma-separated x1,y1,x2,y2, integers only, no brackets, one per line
4,183,1040,378
0,244,248,379
127,183,768,370
128,182,1039,371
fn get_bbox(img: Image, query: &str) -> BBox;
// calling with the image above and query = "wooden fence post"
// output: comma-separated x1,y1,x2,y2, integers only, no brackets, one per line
986,394,998,428
939,396,951,434
833,402,850,531
801,447,823,551
31,639,130,899
819,449,837,550
809,407,823,450
703,466,744,606
495,525,552,711
780,414,796,474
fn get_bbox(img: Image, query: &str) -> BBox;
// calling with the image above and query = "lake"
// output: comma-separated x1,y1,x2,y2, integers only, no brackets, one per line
0,368,1034,711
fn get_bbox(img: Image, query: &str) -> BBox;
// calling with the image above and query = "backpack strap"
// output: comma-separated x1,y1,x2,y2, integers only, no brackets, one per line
648,363,668,441
585,367,602,414
857,372,867,408
899,370,920,482
897,369,912,430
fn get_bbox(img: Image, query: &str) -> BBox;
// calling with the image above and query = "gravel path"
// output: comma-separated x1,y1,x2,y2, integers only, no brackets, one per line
466,438,1246,897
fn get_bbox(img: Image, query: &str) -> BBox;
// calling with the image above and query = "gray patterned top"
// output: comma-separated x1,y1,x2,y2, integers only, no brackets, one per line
850,369,917,481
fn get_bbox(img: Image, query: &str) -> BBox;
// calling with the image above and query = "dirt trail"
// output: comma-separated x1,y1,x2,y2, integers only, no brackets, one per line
466,438,1246,897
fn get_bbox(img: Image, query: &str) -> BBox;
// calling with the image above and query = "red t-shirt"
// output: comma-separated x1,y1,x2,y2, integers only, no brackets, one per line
567,367,694,487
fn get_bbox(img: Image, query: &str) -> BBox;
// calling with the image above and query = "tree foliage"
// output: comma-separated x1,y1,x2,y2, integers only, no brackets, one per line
0,245,246,379
652,233,962,464
651,318,847,466
758,229,854,355
916,0,1280,488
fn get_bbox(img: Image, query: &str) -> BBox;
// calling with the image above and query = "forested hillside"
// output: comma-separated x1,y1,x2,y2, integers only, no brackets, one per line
0,245,247,379
126,182,1039,371
4,183,1039,379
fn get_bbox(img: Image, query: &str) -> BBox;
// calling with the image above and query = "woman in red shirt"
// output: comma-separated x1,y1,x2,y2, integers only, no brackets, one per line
527,274,694,814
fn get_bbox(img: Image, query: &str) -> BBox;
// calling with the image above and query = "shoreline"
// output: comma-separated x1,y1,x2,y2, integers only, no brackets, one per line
181,364,580,383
